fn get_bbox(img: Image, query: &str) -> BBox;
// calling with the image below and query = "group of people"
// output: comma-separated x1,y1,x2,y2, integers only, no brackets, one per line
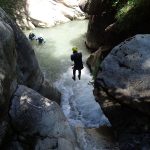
29,32,83,80
28,33,45,44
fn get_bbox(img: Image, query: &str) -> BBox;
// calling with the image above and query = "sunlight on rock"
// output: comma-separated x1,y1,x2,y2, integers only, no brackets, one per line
63,0,79,6
20,95,31,103
0,73,4,80
27,0,85,27
142,59,150,69
44,99,51,107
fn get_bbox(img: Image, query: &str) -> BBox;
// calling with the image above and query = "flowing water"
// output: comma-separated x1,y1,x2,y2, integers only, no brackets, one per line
25,20,118,150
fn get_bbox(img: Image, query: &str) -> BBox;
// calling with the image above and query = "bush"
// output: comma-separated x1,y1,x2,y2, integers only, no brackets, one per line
0,0,26,19
114,0,150,33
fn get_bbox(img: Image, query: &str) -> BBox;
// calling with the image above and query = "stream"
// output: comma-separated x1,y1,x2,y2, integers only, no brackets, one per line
25,20,118,150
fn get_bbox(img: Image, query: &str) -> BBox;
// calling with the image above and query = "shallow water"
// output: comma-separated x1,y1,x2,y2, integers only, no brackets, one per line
25,20,118,149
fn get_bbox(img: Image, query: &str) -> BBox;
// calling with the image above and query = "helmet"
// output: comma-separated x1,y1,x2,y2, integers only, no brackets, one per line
72,47,78,52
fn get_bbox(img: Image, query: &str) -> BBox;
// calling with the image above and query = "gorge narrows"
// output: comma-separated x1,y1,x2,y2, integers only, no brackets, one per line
25,20,118,149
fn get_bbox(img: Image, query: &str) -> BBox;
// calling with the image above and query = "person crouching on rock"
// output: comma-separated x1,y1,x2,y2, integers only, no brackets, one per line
36,37,45,44
71,47,84,81
29,33,36,40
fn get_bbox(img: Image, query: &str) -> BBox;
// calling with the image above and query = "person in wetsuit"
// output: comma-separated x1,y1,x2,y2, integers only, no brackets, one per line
36,37,45,44
29,33,36,40
71,47,83,81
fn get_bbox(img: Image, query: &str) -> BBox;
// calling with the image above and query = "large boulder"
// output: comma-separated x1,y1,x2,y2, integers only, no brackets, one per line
85,14,117,50
97,34,150,115
0,19,17,146
95,34,150,149
10,85,78,150
9,0,85,29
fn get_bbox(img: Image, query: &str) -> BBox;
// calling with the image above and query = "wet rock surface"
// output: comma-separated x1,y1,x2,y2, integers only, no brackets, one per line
94,35,150,149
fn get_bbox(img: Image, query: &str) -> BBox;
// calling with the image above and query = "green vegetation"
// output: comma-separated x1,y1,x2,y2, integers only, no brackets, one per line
112,0,150,32
115,0,136,19
0,0,26,19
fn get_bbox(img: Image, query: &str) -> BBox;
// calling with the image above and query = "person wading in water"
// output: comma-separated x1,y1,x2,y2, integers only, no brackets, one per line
71,47,83,81
29,33,36,40
36,37,45,44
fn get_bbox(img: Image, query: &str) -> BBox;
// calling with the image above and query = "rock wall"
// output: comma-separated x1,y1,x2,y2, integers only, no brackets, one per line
0,8,60,104
94,35,150,149
0,18,17,147
79,0,117,50
0,8,68,149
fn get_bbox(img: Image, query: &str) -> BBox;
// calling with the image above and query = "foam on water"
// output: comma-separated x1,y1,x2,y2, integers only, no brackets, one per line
54,67,110,127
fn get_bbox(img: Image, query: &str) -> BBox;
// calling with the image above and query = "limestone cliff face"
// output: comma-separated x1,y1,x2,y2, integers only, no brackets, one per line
14,0,85,29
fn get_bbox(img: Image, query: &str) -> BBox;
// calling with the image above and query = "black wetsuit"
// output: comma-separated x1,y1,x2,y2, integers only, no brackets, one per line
37,37,44,44
29,33,35,40
71,51,83,80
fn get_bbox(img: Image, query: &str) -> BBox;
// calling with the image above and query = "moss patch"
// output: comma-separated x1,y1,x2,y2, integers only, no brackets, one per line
114,0,150,33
